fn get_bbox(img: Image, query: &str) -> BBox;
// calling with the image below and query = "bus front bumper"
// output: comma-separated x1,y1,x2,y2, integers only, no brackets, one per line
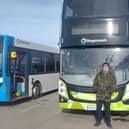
59,95,129,111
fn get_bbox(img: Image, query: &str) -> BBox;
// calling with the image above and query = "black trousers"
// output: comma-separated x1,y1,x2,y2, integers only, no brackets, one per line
95,100,111,124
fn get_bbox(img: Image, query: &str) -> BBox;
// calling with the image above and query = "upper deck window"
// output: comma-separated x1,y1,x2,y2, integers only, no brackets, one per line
64,0,129,18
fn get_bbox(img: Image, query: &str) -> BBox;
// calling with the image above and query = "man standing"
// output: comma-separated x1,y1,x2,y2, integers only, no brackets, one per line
93,63,116,128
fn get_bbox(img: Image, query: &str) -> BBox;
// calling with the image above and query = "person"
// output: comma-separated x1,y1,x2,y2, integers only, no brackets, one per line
93,63,116,128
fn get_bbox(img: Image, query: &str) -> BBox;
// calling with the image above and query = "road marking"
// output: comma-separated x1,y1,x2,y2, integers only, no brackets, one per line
21,104,40,113
21,99,49,112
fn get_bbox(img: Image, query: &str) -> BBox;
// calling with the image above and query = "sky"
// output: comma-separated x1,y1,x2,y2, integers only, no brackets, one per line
0,0,62,46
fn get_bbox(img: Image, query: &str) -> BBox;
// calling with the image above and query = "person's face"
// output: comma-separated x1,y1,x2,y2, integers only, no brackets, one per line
102,65,109,73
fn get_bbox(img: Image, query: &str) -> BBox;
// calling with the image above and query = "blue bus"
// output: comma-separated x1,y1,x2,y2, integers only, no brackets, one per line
0,35,59,102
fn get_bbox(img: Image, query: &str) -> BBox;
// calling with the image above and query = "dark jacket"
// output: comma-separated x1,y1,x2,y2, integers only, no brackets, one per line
93,70,116,101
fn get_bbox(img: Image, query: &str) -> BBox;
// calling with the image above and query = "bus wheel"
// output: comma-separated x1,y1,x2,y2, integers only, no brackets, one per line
32,81,41,99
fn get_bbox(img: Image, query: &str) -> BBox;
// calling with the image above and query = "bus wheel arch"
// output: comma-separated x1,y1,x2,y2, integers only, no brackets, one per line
32,81,41,99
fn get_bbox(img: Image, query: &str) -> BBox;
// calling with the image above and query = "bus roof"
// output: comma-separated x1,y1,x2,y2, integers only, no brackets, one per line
14,38,59,54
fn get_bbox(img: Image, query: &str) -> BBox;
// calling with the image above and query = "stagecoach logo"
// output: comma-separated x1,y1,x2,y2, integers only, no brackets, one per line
81,38,108,45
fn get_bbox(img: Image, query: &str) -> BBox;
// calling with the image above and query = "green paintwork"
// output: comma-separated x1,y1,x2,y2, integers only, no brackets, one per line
58,79,129,111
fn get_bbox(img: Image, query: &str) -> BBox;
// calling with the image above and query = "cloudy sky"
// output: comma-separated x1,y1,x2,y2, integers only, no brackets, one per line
0,0,62,46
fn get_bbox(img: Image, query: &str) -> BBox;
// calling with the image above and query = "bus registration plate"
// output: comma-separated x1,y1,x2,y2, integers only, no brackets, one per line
87,106,96,111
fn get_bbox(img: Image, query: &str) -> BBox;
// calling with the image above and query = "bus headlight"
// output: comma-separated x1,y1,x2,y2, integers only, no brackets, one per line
58,79,68,99
122,84,129,101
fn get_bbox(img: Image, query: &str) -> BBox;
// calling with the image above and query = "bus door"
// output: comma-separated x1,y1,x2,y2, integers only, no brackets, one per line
10,51,28,99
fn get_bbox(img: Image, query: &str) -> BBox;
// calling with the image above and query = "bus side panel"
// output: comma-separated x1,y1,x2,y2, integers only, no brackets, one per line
0,36,13,102
0,77,11,102
28,73,59,96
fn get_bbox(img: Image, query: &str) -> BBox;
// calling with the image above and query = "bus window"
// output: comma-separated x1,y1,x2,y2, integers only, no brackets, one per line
10,52,27,75
31,56,42,74
64,0,73,18
46,54,55,73
64,0,129,18
41,55,45,73
55,55,60,72
19,54,27,75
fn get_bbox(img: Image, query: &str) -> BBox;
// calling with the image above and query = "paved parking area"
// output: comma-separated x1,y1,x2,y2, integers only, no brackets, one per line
0,92,129,129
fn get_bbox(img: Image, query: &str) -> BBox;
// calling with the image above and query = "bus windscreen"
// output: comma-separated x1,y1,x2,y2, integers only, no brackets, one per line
61,48,129,87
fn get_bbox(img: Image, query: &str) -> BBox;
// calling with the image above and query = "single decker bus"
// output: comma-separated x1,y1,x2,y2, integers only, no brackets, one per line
0,35,59,102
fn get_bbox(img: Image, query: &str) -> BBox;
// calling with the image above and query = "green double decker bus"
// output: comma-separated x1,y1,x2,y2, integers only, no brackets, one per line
58,0,129,111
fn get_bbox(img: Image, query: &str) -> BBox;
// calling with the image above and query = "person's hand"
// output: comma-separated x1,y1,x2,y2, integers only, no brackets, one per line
88,73,96,78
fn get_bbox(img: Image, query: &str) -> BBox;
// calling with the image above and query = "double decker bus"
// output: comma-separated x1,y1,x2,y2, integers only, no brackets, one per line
0,35,59,102
58,0,129,111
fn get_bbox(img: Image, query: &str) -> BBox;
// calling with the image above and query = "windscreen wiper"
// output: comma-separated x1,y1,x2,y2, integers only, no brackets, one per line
104,55,114,65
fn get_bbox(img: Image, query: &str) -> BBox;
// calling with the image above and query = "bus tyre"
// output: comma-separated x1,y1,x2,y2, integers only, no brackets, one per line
32,81,41,99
